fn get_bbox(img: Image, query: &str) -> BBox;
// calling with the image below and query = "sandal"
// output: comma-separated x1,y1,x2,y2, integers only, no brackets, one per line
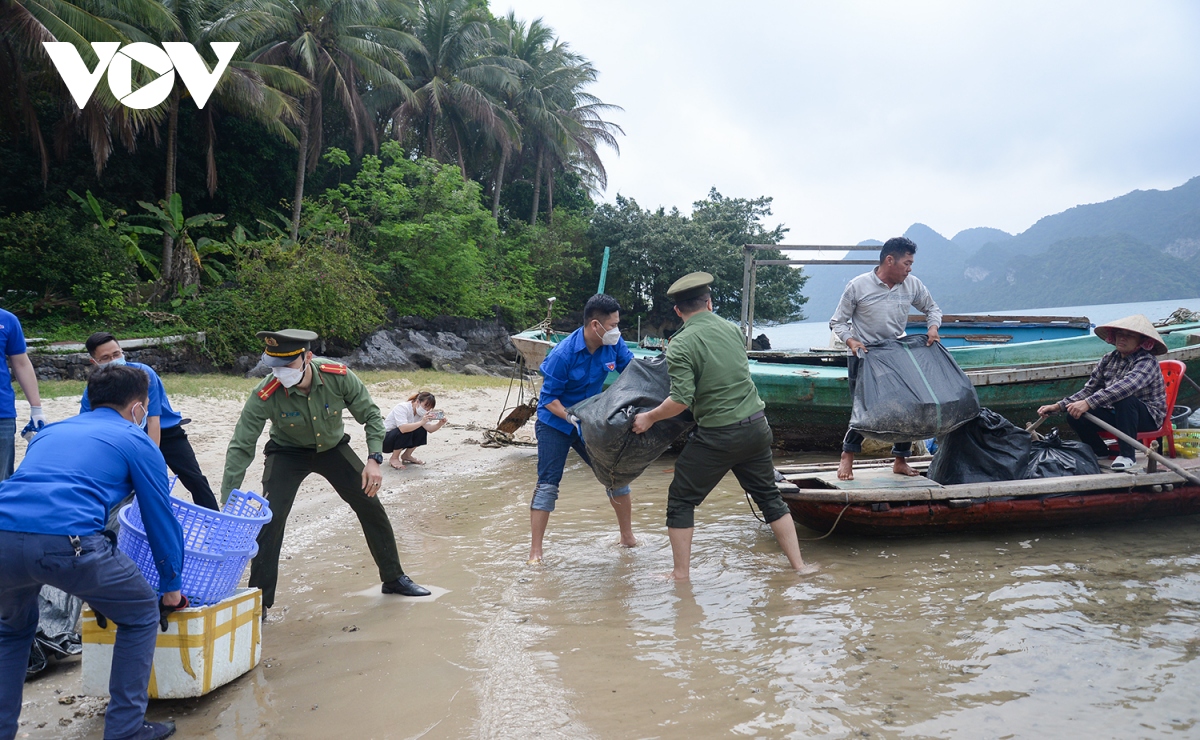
1110,456,1136,472
401,457,425,465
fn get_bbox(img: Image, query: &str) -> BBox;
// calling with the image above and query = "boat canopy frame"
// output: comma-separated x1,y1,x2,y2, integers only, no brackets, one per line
739,244,879,350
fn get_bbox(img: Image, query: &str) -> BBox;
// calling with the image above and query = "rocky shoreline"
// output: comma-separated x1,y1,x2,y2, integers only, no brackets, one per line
28,316,520,381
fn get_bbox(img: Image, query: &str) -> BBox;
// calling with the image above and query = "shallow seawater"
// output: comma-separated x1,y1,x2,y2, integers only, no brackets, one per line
30,449,1200,739
444,454,1200,739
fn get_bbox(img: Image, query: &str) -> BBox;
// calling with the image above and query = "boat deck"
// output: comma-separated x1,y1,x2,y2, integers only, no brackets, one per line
777,454,1200,503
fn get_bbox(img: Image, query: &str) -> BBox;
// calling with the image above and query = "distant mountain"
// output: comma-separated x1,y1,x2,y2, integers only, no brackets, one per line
797,176,1200,319
944,233,1200,310
951,227,1012,251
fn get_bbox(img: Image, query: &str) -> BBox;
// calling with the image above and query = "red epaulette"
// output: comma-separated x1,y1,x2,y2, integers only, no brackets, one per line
319,363,348,376
257,378,282,400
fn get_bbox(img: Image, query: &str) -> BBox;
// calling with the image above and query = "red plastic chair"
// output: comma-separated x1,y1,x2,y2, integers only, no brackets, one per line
1100,359,1186,458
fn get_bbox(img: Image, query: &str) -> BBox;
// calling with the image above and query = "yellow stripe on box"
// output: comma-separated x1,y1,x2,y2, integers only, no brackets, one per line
83,589,261,696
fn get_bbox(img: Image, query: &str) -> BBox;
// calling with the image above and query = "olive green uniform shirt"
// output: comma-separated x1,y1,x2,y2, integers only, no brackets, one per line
666,310,765,428
221,358,385,497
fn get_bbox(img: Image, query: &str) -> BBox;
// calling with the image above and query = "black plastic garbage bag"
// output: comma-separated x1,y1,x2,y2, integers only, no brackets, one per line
568,355,695,490
849,335,981,442
26,586,83,677
927,408,1033,485
1022,429,1101,479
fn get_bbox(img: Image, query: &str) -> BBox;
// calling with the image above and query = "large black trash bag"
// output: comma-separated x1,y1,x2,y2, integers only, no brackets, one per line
849,335,981,442
26,586,83,677
1022,429,1101,479
568,355,695,490
927,408,1033,485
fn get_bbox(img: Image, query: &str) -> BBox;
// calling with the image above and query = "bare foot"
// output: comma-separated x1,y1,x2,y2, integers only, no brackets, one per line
796,562,821,576
619,535,637,548
389,460,406,470
667,570,690,581
837,452,855,481
893,458,919,477
527,554,543,566
402,456,425,465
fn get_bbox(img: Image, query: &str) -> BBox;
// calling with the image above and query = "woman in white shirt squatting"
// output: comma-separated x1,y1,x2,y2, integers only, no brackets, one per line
383,392,447,469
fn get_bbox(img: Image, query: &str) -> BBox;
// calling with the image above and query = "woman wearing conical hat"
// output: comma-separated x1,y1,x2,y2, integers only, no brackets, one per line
1037,314,1168,471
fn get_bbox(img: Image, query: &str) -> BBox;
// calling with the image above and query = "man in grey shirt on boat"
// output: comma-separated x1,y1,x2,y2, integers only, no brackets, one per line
830,237,943,480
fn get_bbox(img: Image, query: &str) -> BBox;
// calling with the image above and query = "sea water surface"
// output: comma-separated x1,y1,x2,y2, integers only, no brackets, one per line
760,297,1200,352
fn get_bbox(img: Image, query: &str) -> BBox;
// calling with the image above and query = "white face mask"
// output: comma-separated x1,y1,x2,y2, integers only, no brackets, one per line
98,356,127,368
596,324,621,346
272,364,304,388
132,402,148,430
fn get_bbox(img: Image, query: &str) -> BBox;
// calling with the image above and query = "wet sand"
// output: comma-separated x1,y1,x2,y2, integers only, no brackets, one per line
14,387,1200,738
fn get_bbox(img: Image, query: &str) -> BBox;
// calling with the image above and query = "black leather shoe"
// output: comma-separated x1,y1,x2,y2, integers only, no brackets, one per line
381,575,431,597
118,720,176,740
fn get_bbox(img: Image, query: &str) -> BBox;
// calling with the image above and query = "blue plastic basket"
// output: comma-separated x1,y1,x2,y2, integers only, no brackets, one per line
118,505,258,606
125,489,272,555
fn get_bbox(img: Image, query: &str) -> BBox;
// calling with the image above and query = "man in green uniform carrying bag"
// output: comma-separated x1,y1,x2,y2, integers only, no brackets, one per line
222,330,429,610
633,274,813,581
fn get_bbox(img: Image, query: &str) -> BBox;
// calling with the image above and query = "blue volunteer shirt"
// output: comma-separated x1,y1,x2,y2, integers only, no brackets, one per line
0,408,184,591
0,309,27,419
79,361,182,429
537,328,634,435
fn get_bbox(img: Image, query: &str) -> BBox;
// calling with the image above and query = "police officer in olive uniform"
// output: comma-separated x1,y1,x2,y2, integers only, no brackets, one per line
632,273,810,581
222,330,429,609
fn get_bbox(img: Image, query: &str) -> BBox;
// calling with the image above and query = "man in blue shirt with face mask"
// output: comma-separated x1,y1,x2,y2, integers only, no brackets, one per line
528,294,636,565
0,365,184,740
79,332,219,511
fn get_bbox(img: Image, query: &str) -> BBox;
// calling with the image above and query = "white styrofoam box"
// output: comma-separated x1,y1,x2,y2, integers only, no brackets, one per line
82,587,262,699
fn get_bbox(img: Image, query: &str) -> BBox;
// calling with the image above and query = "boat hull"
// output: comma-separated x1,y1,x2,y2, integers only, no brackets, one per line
784,485,1200,537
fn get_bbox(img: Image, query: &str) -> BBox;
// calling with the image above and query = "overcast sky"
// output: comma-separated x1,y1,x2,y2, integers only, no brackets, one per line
503,0,1200,245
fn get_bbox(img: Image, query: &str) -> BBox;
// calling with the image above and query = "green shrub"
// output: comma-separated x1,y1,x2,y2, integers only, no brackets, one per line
0,206,140,322
179,233,385,364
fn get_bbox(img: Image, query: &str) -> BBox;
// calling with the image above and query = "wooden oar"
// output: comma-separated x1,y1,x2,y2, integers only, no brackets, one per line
1024,415,1048,441
1081,411,1200,486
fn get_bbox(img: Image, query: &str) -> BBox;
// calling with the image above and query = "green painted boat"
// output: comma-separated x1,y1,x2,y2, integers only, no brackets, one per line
510,322,1200,450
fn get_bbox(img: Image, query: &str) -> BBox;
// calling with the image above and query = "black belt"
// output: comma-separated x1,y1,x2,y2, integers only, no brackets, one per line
737,411,766,425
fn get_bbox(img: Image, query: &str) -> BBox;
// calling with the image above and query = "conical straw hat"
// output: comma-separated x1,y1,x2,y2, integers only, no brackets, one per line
1094,314,1168,355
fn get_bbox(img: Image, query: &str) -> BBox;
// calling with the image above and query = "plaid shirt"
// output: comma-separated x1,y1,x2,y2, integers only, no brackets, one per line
1061,348,1167,426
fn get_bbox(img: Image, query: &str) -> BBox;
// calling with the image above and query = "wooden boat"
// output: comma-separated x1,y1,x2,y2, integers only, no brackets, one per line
511,320,1200,450
776,455,1200,536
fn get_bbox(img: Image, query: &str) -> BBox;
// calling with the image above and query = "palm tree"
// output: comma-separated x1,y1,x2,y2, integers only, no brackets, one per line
248,0,418,239
531,52,622,225
153,0,309,288
388,0,519,180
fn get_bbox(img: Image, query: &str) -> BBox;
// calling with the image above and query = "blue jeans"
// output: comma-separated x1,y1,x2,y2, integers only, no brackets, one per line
0,418,14,481
0,531,160,740
531,420,631,512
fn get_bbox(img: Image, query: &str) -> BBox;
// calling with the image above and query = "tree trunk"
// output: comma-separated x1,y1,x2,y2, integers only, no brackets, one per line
546,165,554,226
452,125,467,180
530,149,542,225
161,90,179,284
291,95,311,242
426,109,437,161
491,149,507,218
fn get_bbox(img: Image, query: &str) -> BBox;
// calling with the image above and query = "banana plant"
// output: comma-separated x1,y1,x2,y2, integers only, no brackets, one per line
136,193,226,294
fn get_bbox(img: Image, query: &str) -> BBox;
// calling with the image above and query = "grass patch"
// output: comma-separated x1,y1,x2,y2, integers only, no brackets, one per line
18,368,511,402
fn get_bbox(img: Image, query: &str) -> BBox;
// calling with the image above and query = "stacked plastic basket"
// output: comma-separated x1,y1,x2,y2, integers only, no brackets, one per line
118,489,273,605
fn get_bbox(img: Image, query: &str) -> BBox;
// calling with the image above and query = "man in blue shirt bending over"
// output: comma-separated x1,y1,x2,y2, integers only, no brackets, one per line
0,365,184,740
80,332,219,511
528,294,636,565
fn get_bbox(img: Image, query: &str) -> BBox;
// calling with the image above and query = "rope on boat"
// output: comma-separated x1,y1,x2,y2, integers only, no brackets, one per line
794,492,853,541
748,489,853,541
